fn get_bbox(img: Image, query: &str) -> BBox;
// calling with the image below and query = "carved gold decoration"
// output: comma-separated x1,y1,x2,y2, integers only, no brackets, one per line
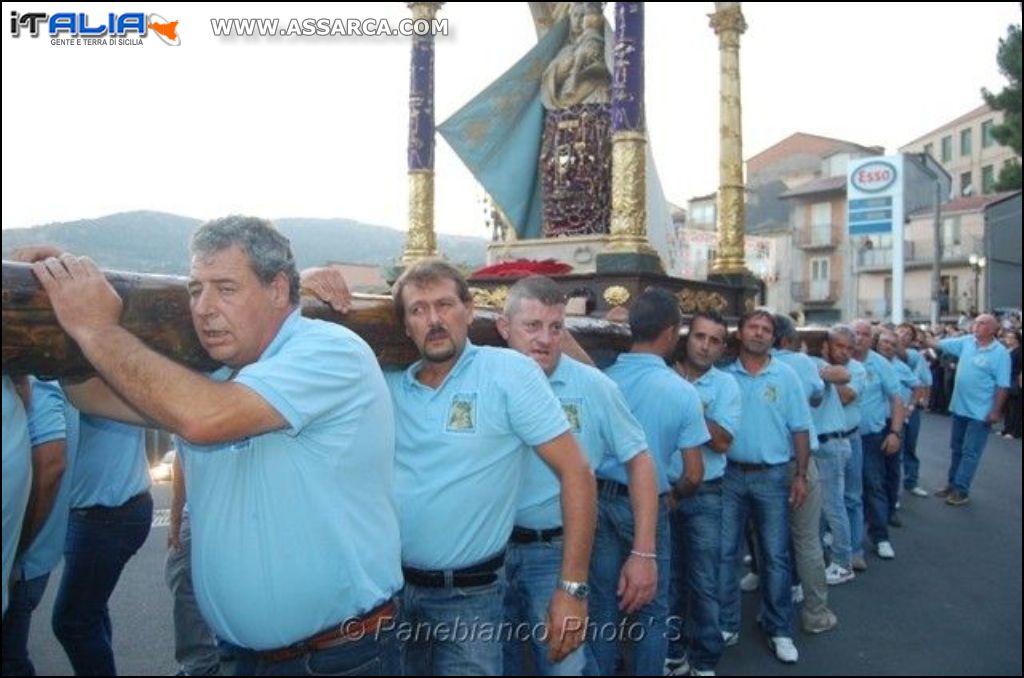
469,285,509,309
677,289,729,314
709,3,749,276
608,131,657,256
402,170,437,264
745,296,756,312
603,285,631,307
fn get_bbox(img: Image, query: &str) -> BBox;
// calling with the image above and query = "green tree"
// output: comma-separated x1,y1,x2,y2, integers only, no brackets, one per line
982,22,1022,191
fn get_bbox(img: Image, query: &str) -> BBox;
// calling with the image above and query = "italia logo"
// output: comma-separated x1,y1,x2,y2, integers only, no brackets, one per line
851,160,897,193
9,11,180,46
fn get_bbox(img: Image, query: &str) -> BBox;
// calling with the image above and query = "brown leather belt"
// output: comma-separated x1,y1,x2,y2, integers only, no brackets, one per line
257,599,398,664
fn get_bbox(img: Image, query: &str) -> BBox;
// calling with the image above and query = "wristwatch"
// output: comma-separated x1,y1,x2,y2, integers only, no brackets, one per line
558,580,590,600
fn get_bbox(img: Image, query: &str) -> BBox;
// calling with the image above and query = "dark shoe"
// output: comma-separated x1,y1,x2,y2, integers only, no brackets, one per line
888,515,903,528
934,486,953,498
945,491,970,507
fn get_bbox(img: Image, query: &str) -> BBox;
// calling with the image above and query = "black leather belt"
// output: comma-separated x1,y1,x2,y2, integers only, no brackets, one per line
818,427,858,443
402,551,505,589
729,461,785,472
510,526,563,544
597,478,630,498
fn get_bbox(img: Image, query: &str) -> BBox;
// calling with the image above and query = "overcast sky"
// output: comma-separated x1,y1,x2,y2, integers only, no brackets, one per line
2,2,1019,239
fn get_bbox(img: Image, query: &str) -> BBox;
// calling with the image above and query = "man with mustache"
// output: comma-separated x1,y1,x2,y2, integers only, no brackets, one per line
386,261,595,676
30,215,403,676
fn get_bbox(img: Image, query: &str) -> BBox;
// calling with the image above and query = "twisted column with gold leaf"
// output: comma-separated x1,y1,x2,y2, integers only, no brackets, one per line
709,2,749,276
598,2,662,274
401,2,443,265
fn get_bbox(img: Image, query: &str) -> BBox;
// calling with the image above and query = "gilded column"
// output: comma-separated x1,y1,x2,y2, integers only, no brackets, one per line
606,2,658,261
402,2,443,265
709,2,749,275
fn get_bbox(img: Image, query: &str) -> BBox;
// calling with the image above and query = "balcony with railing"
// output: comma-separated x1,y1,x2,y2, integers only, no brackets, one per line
795,224,839,250
857,236,983,271
858,295,968,320
791,280,840,304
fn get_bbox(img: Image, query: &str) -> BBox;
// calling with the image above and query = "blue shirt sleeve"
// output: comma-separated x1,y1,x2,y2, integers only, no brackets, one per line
938,336,967,358
593,372,647,464
27,379,67,446
709,372,742,438
677,382,711,450
782,367,812,433
995,348,1012,389
502,352,571,447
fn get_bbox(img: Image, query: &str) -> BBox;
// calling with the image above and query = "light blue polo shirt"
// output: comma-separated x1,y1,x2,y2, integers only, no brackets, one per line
19,380,80,581
2,376,32,615
906,348,934,388
891,356,920,407
682,367,741,482
603,353,709,492
70,416,148,509
388,342,570,570
774,349,825,450
939,336,1012,421
515,356,646,530
857,351,901,435
724,357,811,465
178,310,402,651
842,358,866,433
811,357,847,438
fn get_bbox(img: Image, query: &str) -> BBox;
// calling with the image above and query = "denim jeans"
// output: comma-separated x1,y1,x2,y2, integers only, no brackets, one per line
502,538,586,676
2,573,51,676
901,408,923,489
52,491,153,676
588,492,670,677
949,414,992,495
815,439,853,568
668,482,723,672
401,569,507,676
165,513,220,675
720,463,792,638
845,435,865,558
233,620,402,676
861,432,895,545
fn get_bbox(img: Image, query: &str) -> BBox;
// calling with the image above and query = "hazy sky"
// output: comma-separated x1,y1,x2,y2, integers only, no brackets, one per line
2,2,1019,239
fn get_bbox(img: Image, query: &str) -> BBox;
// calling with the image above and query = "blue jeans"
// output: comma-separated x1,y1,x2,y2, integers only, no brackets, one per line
588,492,670,677
720,463,792,638
861,432,895,544
815,439,853,568
2,573,51,676
503,537,585,676
845,435,865,558
401,570,507,676
901,408,923,489
668,482,723,672
52,492,153,676
232,620,401,676
949,414,991,495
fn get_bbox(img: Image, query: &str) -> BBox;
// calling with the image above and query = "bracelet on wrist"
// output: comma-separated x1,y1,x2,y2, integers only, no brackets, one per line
629,549,657,560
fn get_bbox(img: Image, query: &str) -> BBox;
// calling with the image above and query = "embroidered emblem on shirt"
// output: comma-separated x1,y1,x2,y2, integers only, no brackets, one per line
764,385,778,403
447,393,477,433
560,398,583,433
972,355,989,369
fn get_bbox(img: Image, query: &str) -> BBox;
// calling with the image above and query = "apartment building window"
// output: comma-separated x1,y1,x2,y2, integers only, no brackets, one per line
942,216,962,251
941,135,952,162
982,120,995,148
960,128,972,156
960,171,973,196
690,203,716,226
982,165,995,194
923,142,934,157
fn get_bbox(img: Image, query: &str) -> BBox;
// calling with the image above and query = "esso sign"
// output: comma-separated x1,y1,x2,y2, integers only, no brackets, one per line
852,161,898,193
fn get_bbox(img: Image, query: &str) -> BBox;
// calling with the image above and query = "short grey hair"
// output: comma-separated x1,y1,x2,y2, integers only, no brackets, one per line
827,325,856,344
504,275,566,318
190,215,300,304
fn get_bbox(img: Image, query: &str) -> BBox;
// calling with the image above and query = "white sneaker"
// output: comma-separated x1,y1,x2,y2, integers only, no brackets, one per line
739,572,760,592
791,583,804,604
822,531,834,548
768,636,799,664
909,486,929,497
877,540,896,559
721,630,739,647
664,656,690,676
825,562,855,585
691,670,716,676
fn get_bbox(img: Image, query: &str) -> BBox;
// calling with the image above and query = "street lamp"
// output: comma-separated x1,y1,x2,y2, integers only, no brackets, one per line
969,253,987,314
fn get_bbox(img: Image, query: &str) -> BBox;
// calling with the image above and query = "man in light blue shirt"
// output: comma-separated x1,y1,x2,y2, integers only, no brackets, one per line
851,320,906,562
2,379,76,676
2,376,32,618
669,310,741,675
896,323,933,497
929,314,1011,505
877,329,920,526
599,288,709,677
388,261,595,676
496,275,657,677
720,310,811,665
32,216,403,677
